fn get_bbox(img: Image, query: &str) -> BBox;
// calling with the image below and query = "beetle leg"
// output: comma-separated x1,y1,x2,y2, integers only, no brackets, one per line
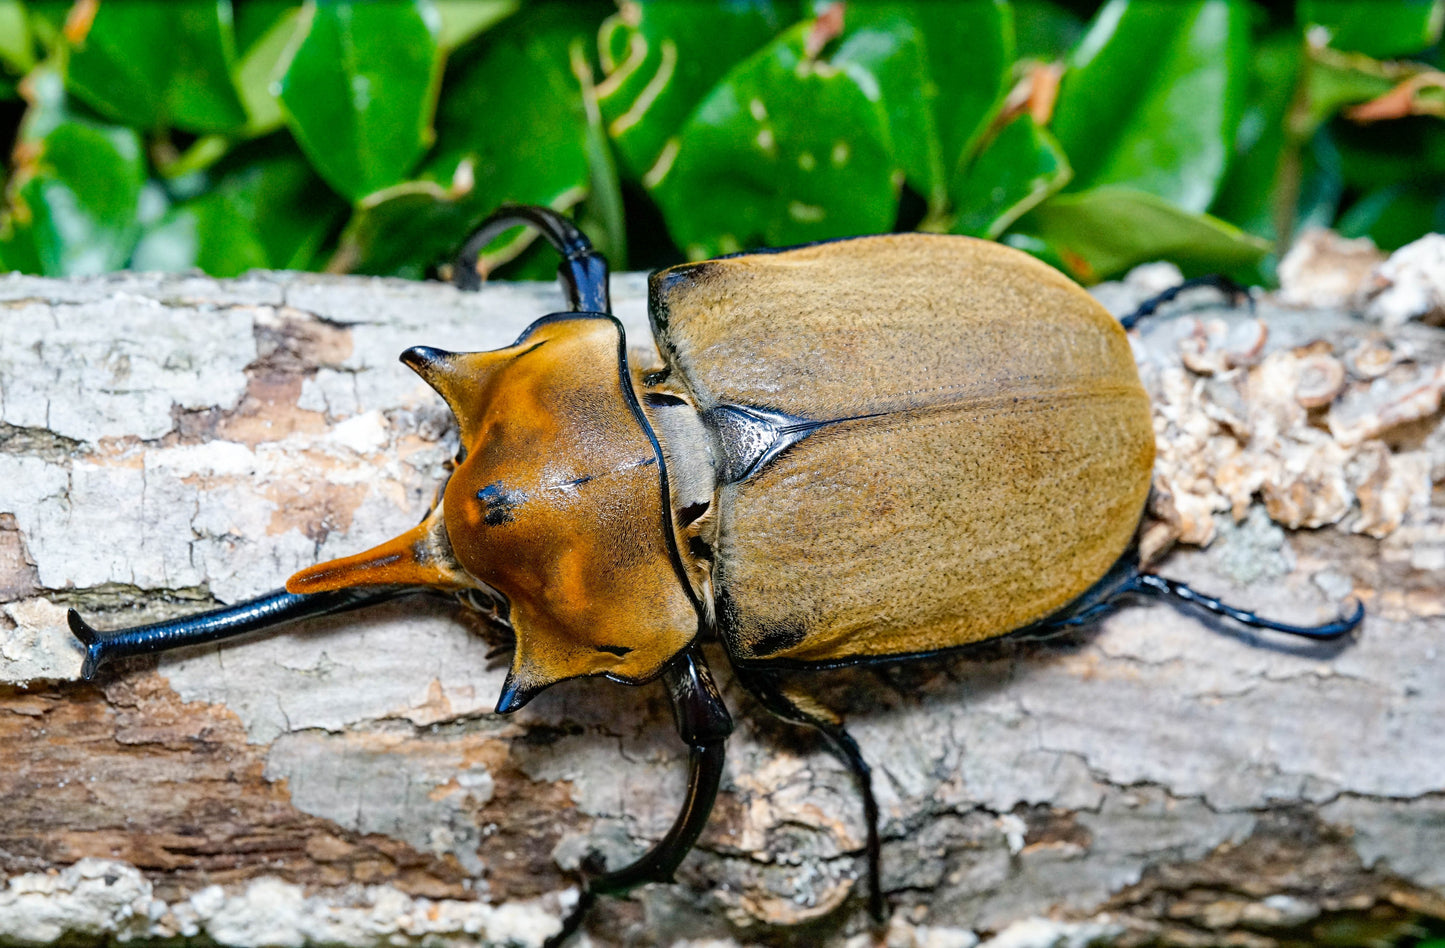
1119,274,1253,330
548,644,732,948
1131,573,1365,639
732,666,886,924
453,204,611,314
67,587,419,680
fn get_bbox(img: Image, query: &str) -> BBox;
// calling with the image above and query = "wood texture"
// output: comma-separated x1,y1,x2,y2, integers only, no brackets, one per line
1,261,1442,948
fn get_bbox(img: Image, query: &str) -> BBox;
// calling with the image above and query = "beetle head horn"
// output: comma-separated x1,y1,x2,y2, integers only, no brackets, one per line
286,504,472,593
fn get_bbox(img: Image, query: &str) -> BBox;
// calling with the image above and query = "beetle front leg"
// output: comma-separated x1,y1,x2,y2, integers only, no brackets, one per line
547,644,732,948
67,587,420,680
453,204,611,314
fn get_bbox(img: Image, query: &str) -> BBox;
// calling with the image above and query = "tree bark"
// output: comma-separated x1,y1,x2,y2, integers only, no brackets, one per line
0,254,1442,948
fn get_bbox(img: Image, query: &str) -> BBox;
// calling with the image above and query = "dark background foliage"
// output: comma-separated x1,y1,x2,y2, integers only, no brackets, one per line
0,0,1442,286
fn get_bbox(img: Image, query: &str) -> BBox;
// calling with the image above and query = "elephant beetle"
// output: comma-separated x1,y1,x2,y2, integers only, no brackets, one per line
68,204,1362,945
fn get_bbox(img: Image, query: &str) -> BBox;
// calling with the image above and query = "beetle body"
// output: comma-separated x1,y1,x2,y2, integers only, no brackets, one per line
69,206,1360,946
651,235,1155,667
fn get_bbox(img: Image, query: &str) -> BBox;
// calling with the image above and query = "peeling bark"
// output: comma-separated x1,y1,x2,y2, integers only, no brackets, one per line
0,254,1442,948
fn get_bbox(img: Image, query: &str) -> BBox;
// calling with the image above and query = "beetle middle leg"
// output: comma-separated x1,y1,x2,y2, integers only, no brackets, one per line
732,666,886,923
547,644,733,948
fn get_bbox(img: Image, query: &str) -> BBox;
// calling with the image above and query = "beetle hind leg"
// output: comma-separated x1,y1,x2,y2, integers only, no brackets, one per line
733,667,886,923
1118,274,1253,330
1131,573,1364,639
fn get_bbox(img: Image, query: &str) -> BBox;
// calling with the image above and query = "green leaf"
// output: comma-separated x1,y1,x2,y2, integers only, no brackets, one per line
434,0,516,51
651,20,898,259
338,5,600,277
1052,0,1249,213
1300,49,1396,136
279,0,443,201
907,0,1014,174
0,0,37,74
14,119,147,274
1014,0,1087,62
234,4,303,136
595,0,788,181
1299,0,1443,59
831,12,947,213
1017,186,1268,282
217,149,346,269
571,37,625,266
844,1,1014,175
331,178,477,280
1338,185,1445,250
950,116,1070,239
1210,32,1303,244
65,0,249,134
131,189,270,277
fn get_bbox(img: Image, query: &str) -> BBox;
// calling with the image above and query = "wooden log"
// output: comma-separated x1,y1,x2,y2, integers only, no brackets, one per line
0,250,1442,947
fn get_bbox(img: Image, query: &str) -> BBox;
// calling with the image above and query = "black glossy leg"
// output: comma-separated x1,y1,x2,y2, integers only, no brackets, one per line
1131,573,1364,638
546,644,732,948
1031,551,1364,642
1119,274,1253,330
453,204,611,314
68,587,415,680
733,666,886,923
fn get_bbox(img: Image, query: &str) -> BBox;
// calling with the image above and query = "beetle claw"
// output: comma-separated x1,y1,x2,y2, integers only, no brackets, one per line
67,609,106,681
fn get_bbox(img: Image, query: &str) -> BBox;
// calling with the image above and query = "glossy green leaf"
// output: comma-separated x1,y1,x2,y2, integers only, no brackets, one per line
339,5,599,277
1053,0,1249,213
234,5,302,135
1300,50,1396,136
1299,0,1443,58
131,189,269,277
0,0,36,74
434,0,516,51
14,119,146,274
332,179,477,280
234,1,298,52
652,21,897,260
831,13,946,213
1014,0,1087,62
846,1,1013,175
217,150,346,269
595,1,787,181
950,116,1070,239
279,0,443,201
915,0,1013,173
1018,186,1268,282
571,37,625,266
66,0,249,133
1338,185,1445,250
1210,33,1302,243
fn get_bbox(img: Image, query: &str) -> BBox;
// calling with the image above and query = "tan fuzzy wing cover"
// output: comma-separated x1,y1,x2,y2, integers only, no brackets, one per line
651,235,1154,662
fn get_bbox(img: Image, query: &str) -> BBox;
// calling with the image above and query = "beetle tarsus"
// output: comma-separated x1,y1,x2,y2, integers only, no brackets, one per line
1119,274,1253,330
453,204,610,313
1132,573,1364,639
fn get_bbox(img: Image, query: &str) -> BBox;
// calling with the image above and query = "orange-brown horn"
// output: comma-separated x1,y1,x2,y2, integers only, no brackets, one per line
285,509,468,594
401,346,511,444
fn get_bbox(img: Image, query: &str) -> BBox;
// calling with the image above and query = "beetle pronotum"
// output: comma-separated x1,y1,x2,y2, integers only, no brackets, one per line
68,205,1361,945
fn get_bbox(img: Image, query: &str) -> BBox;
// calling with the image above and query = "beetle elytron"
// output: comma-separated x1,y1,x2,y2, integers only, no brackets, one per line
68,205,1361,944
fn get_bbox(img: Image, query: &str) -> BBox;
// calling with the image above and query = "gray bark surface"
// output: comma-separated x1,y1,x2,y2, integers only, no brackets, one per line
0,253,1441,948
